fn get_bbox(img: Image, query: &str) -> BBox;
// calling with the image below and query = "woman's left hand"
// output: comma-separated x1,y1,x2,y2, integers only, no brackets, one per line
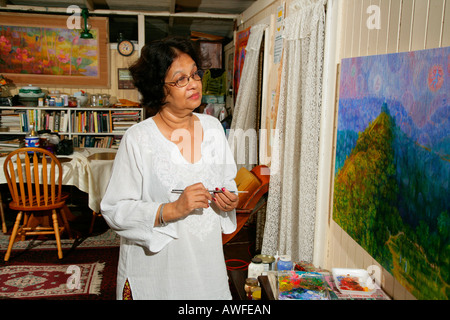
212,188,239,212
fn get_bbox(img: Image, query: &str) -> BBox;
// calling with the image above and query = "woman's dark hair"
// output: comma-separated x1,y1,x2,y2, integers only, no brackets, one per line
129,36,199,116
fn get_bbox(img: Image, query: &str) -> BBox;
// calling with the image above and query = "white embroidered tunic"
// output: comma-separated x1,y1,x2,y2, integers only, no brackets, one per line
100,113,237,300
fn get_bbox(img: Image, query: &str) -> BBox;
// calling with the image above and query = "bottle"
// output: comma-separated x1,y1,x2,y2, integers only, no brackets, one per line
97,94,103,106
91,94,98,107
248,257,265,282
277,255,293,271
25,123,40,149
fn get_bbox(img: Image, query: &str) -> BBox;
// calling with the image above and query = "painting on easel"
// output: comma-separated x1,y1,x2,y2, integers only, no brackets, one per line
333,47,449,300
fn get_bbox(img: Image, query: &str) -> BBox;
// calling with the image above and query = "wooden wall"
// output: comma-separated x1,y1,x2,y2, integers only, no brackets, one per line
327,0,450,300
340,0,449,58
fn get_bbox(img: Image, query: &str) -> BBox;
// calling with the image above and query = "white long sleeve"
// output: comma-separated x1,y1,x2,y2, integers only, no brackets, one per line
100,129,178,253
100,113,237,299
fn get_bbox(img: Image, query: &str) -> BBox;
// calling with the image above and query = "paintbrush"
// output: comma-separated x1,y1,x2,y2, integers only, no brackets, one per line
171,189,248,194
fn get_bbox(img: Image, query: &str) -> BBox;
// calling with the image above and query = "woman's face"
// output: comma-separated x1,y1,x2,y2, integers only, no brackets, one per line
163,53,202,114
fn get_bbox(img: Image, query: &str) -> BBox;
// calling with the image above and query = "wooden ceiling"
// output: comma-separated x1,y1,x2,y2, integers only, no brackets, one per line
1,0,258,42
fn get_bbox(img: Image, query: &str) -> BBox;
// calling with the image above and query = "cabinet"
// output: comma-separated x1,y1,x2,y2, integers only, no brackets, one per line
0,106,145,149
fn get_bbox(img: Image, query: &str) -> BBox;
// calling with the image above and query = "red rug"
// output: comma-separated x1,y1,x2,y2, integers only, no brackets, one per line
0,262,104,299
0,246,119,300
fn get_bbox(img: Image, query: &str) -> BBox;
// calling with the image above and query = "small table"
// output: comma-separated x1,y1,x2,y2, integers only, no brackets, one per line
0,148,117,233
0,148,116,213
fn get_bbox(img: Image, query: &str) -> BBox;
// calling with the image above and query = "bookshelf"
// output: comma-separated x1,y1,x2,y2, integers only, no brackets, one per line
0,106,144,149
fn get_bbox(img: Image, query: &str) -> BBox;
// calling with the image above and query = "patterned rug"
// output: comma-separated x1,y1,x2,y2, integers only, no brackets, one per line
0,228,120,251
0,262,105,299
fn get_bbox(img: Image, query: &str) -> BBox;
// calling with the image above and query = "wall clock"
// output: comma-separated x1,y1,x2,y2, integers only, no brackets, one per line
117,40,135,56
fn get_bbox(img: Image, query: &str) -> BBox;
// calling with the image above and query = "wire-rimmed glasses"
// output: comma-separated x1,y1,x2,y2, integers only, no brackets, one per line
165,70,204,88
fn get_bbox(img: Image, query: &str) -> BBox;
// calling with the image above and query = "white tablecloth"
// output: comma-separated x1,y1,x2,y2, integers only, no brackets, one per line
0,148,116,213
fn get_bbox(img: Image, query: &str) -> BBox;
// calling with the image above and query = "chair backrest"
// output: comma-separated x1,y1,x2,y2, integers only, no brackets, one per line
3,147,63,208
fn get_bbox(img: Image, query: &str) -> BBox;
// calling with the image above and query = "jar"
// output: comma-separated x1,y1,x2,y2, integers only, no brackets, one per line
49,90,64,107
68,97,78,108
39,133,50,149
244,278,258,299
76,94,88,107
248,257,265,281
255,254,275,272
102,94,110,106
277,255,293,271
251,287,261,300
55,96,63,107
18,84,45,99
61,94,69,106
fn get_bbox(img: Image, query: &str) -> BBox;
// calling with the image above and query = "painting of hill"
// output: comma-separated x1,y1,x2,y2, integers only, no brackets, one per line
333,47,450,300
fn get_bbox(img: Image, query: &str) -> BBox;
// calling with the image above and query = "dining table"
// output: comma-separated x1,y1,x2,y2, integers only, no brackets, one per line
0,148,117,233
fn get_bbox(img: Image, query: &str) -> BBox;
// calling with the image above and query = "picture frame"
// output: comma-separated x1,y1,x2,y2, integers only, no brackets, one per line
0,12,109,88
117,68,135,89
197,41,222,70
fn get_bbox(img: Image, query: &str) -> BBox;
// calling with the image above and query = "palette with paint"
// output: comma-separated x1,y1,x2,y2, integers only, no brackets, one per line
332,268,377,296
278,271,330,300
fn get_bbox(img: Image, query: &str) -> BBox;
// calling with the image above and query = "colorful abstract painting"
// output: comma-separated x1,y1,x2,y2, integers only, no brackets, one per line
333,47,449,300
0,25,99,77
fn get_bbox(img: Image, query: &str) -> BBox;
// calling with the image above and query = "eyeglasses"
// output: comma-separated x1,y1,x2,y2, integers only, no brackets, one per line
165,70,204,88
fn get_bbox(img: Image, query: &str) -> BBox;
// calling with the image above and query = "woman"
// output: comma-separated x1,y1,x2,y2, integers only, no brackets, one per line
100,37,239,300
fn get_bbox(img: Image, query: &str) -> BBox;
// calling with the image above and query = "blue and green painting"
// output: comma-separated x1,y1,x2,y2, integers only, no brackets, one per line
333,47,449,300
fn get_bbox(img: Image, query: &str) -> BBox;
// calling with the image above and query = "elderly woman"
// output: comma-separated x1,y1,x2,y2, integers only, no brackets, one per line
100,37,239,300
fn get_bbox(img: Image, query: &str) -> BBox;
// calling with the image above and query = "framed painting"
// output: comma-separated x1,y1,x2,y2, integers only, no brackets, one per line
333,46,449,300
117,68,135,89
0,12,109,88
198,41,222,70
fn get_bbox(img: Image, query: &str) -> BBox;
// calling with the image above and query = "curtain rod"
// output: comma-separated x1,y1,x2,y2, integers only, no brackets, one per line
0,5,238,20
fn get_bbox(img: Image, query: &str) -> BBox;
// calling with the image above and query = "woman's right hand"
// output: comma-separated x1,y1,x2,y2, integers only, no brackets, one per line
172,182,212,219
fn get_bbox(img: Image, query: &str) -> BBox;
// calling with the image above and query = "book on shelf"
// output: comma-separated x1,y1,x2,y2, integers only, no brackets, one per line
75,135,116,148
112,120,138,132
1,108,72,133
111,109,140,132
0,138,21,148
0,138,21,152
60,111,68,133
1,107,142,149
0,112,21,132
71,110,128,134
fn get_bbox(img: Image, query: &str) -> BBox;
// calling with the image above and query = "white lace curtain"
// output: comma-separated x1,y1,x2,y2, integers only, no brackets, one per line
262,0,327,262
229,24,267,170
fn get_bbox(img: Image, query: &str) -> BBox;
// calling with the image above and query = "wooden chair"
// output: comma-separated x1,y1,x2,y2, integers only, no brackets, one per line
3,147,72,261
222,165,270,245
0,192,6,233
